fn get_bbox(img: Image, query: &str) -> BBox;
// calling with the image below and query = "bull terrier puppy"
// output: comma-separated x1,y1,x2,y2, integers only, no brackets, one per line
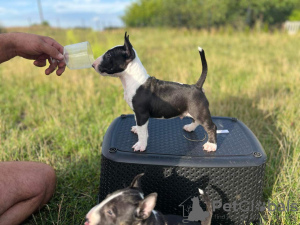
93,33,217,152
85,174,212,225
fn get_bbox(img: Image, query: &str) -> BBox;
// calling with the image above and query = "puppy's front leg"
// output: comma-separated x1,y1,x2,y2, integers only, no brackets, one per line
131,126,138,134
132,113,149,152
131,115,138,134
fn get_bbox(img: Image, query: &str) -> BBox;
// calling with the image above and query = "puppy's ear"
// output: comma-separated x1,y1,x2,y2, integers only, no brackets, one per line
130,173,144,189
124,32,135,61
135,193,157,220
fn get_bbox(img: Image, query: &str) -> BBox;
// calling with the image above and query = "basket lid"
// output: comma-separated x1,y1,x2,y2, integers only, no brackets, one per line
102,114,267,167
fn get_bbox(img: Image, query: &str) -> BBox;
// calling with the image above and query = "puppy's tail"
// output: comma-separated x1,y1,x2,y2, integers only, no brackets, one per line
198,188,212,225
195,47,208,89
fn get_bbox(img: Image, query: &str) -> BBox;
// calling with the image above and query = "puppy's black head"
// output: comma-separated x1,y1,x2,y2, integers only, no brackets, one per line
85,173,158,225
93,32,136,76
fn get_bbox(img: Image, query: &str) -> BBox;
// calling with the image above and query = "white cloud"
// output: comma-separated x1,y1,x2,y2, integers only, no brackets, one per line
0,0,133,29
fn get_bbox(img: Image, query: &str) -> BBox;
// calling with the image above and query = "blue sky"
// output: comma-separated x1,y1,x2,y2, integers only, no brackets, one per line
0,0,135,29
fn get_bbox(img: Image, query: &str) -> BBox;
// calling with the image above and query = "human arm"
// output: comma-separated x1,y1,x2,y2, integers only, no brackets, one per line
0,32,66,75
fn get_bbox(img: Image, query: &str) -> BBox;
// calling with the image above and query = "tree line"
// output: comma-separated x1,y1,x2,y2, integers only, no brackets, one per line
122,0,300,29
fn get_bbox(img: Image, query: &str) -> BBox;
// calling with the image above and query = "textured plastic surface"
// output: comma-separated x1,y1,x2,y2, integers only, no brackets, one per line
99,115,267,225
102,114,266,167
99,157,265,225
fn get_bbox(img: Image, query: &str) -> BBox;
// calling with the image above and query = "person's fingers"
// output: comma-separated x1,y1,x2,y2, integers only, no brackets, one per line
41,43,64,61
58,60,66,68
56,60,66,76
36,53,49,60
56,66,66,76
51,41,64,55
45,58,58,75
33,54,49,67
34,60,47,67
42,36,64,54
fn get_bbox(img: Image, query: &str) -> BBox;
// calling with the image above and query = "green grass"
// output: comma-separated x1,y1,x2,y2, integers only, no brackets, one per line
1,27,299,224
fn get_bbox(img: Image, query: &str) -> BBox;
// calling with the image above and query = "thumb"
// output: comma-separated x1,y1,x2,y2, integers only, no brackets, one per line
42,43,64,61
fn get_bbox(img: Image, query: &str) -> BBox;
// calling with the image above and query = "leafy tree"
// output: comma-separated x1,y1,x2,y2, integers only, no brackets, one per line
122,0,298,28
288,1,300,21
289,10,300,21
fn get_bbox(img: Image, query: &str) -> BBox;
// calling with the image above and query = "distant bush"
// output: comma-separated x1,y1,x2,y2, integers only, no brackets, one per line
122,0,298,29
289,10,300,21
41,21,50,26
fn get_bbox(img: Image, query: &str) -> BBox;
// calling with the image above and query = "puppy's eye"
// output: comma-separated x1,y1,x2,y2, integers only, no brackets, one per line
107,209,113,216
106,53,111,58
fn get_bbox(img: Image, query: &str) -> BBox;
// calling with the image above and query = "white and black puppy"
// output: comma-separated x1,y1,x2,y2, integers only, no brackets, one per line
93,33,217,152
84,174,212,225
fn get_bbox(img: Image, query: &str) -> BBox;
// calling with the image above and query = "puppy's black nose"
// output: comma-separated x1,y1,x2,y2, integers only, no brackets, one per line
92,64,95,68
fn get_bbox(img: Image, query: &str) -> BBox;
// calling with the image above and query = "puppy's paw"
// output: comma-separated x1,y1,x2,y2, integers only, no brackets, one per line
132,142,147,152
131,126,138,134
183,124,196,132
203,142,217,152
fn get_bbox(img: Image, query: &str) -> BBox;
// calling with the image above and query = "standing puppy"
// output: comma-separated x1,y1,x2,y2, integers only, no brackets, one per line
93,33,217,152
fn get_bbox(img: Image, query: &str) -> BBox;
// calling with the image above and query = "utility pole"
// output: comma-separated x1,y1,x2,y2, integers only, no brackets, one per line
37,0,44,24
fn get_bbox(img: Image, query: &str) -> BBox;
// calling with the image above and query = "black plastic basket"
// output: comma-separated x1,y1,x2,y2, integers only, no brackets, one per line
99,114,267,225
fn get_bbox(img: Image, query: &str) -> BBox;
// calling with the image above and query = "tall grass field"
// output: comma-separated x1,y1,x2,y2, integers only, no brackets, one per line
0,27,299,224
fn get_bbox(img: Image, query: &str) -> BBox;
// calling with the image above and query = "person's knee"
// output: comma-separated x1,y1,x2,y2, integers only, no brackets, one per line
0,161,56,216
22,163,56,208
33,163,56,206
41,164,56,204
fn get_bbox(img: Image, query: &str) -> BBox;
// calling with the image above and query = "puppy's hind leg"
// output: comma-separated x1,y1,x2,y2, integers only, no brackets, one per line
200,118,217,152
193,104,217,151
183,120,200,132
132,113,149,152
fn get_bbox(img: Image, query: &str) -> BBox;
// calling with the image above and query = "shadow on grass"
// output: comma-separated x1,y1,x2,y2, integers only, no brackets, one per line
215,93,285,199
214,88,296,224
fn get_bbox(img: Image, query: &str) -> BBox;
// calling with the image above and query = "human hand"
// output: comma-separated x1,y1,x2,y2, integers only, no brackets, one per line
10,33,66,76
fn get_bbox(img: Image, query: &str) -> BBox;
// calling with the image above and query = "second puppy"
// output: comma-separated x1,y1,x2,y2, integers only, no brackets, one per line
85,174,212,225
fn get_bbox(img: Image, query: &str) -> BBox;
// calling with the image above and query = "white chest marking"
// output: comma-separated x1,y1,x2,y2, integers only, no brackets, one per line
119,50,150,110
